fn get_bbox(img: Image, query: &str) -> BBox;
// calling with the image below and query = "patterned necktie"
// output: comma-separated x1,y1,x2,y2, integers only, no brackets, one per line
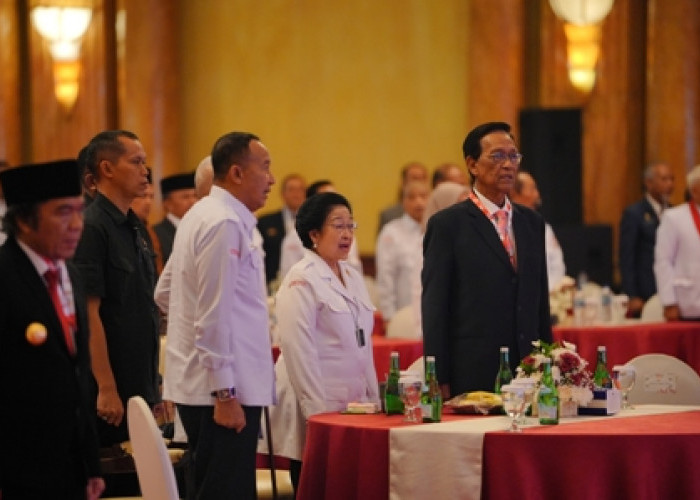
494,209,516,268
44,266,77,356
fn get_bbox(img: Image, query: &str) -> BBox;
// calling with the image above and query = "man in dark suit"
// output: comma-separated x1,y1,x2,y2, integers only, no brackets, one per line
619,162,674,317
0,160,104,499
422,122,552,398
153,172,196,264
257,173,306,286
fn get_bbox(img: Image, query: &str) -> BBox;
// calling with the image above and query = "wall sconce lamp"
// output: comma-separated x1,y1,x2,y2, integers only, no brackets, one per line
549,0,614,93
31,4,92,112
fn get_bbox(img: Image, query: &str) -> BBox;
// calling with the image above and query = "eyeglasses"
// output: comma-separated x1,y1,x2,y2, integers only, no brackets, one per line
484,151,523,165
327,221,358,232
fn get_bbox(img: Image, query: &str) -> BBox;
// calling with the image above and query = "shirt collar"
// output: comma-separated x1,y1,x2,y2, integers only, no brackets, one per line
399,212,423,232
209,185,257,235
472,187,512,217
166,212,182,228
645,192,664,217
93,192,136,226
16,238,69,284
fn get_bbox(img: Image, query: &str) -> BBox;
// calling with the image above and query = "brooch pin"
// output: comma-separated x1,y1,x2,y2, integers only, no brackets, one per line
26,322,48,346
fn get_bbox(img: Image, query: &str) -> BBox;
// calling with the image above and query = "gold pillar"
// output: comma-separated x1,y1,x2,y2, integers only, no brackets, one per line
0,0,23,165
646,0,700,201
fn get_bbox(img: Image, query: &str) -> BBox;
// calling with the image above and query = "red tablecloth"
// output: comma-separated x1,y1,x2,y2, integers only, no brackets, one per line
298,410,700,500
371,337,423,381
553,321,700,374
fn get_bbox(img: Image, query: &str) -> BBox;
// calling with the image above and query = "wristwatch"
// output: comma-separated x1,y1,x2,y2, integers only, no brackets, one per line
211,387,236,401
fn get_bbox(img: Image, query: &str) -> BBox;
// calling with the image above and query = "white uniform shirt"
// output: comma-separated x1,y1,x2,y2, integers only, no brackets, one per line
278,229,362,282
263,250,380,460
654,202,700,318
545,223,566,291
375,213,424,320
156,185,275,406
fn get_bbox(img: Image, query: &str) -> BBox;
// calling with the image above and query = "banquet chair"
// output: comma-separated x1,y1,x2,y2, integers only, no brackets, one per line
639,294,663,323
626,354,700,405
127,396,180,500
386,305,420,339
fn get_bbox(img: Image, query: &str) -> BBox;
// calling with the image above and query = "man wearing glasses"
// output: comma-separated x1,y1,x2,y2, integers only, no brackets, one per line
422,122,552,399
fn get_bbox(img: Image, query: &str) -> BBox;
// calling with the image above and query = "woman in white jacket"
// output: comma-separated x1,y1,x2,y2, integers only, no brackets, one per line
265,192,380,493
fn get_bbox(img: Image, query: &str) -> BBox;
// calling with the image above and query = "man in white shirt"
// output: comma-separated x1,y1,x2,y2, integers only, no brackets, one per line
155,132,276,499
376,180,429,323
510,171,566,291
654,165,700,321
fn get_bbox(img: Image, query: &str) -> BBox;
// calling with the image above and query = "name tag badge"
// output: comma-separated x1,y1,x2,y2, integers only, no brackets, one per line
356,328,365,347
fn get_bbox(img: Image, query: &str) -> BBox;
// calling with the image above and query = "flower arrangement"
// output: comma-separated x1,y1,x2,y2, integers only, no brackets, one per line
516,340,594,407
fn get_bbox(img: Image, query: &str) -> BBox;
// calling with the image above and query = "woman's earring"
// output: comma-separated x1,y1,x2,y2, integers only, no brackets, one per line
313,242,318,249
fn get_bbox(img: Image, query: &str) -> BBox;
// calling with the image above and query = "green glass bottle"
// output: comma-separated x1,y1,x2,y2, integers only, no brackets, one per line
385,351,404,415
538,358,559,425
494,346,513,394
420,356,442,422
593,345,613,389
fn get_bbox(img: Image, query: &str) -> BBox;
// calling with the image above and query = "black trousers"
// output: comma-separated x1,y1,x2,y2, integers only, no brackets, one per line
178,404,262,500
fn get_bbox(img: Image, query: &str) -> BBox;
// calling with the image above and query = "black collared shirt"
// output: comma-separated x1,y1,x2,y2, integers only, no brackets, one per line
72,192,159,405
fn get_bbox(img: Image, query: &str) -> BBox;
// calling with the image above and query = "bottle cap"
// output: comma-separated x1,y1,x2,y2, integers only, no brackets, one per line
426,355,435,362
391,351,399,357
500,346,509,353
597,345,606,351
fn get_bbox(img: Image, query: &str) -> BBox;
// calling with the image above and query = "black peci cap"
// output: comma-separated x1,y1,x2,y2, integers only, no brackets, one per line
0,159,82,206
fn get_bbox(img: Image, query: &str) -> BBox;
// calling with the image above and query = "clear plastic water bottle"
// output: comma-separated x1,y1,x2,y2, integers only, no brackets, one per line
573,289,586,326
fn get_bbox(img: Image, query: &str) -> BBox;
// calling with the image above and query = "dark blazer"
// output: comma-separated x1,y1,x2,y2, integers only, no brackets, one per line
153,217,176,264
619,198,660,301
421,199,552,396
257,210,285,285
0,238,100,496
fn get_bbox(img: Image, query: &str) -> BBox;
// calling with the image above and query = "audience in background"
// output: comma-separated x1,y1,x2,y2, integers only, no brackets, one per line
377,161,428,233
376,180,429,323
131,168,163,275
258,173,307,287
620,162,674,317
422,122,552,398
73,130,160,451
654,165,700,321
153,172,197,265
194,155,214,199
431,162,469,188
156,132,275,499
510,171,566,291
0,160,104,500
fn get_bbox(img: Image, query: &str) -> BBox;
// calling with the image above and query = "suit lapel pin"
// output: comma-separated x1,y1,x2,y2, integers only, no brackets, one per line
26,322,48,346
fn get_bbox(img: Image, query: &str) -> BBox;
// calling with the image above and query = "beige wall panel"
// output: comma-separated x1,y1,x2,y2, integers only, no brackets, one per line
0,0,22,165
28,2,110,161
178,0,470,253
466,0,524,136
646,0,700,200
119,0,180,217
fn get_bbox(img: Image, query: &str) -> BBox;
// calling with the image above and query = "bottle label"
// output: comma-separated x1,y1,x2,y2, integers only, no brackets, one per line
538,403,557,420
420,403,432,418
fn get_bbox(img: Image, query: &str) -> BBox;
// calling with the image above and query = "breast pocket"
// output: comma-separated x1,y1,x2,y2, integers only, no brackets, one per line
107,254,134,303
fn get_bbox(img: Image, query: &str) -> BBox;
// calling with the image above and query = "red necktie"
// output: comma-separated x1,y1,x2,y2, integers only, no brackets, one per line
494,209,516,269
44,266,77,356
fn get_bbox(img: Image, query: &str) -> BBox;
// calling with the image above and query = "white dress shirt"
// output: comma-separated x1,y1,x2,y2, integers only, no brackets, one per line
156,185,275,406
261,250,380,460
375,213,424,321
654,202,700,318
545,223,566,291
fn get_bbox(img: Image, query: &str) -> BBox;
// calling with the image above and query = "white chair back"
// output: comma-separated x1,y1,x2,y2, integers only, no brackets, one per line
640,294,664,323
627,354,700,405
127,396,180,500
386,305,420,339
363,275,380,308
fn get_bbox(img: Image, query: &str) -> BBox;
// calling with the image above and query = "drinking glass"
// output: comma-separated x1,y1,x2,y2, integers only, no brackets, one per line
612,365,636,409
501,386,528,432
398,376,423,423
